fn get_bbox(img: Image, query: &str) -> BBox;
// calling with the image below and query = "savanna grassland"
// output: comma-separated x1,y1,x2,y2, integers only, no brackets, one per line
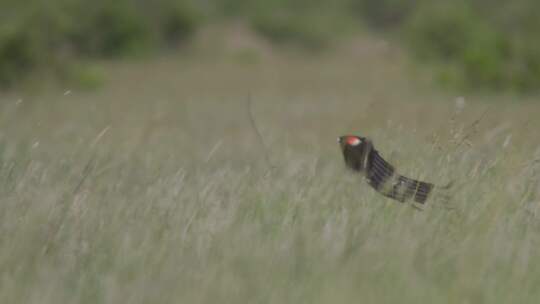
2,27,540,303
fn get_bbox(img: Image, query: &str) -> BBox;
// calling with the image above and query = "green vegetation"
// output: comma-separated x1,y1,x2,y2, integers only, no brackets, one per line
1,0,540,91
217,0,356,49
2,1,539,302
1,49,540,303
353,0,540,92
0,0,200,86
402,0,540,92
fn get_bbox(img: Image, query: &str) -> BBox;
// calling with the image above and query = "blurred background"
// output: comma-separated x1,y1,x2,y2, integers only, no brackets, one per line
2,0,540,92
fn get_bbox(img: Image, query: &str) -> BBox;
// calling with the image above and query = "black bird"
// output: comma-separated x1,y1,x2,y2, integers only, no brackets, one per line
338,135,434,204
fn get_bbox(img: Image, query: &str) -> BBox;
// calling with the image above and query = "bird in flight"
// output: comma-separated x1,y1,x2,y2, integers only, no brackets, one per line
338,135,435,204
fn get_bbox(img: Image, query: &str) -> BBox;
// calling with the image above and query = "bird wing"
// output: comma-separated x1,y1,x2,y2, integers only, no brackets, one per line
366,149,434,204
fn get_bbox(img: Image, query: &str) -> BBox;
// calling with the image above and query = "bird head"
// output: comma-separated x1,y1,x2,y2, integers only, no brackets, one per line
338,135,371,172
338,135,365,150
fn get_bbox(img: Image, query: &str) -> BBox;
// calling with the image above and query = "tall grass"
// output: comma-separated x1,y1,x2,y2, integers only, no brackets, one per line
1,43,540,303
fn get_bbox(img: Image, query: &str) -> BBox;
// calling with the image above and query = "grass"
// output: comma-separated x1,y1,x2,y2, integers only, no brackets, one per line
1,31,540,303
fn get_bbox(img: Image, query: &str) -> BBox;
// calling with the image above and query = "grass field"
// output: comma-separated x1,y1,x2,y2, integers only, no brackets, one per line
2,30,540,303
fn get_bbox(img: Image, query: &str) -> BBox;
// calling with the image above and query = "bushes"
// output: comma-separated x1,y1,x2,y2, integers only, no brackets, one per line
351,0,418,29
405,2,510,89
159,2,200,44
217,0,355,50
350,0,540,92
0,0,70,85
405,1,540,92
70,1,150,57
0,29,38,85
0,0,201,87
219,0,540,92
2,0,540,92
250,9,333,49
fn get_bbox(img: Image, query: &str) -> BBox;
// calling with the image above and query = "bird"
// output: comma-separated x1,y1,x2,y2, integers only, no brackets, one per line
338,135,435,204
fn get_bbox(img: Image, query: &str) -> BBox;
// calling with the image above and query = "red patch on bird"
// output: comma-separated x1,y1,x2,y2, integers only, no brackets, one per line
346,136,361,146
